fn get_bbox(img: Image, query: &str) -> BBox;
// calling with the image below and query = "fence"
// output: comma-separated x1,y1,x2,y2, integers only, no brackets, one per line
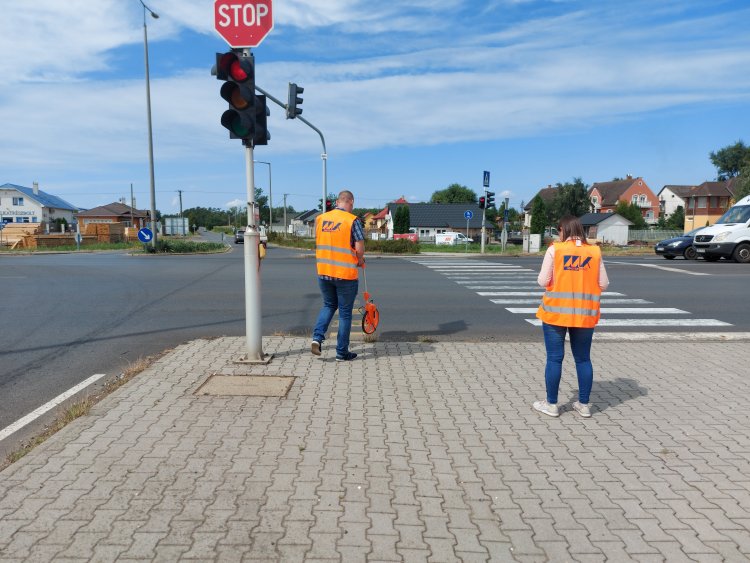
628,229,682,242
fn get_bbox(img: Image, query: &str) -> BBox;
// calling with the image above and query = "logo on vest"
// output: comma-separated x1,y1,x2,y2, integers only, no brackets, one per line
563,255,592,271
321,221,342,232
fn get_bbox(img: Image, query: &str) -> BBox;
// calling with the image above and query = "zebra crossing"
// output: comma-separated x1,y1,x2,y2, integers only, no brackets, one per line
407,257,732,330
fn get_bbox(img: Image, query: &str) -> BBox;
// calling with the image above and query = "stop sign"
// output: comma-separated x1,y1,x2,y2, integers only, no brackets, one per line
214,0,273,48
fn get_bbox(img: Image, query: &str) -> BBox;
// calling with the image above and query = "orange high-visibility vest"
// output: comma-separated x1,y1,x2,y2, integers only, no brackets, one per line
315,209,359,280
536,240,602,328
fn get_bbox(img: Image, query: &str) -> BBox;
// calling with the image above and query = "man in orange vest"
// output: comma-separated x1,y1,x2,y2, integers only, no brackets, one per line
311,190,365,361
534,215,609,418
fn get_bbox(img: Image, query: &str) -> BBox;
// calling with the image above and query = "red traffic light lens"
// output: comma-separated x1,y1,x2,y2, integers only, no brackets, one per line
229,60,248,81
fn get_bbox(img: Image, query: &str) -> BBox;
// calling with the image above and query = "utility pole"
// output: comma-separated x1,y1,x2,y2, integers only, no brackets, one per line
283,193,288,237
177,189,184,235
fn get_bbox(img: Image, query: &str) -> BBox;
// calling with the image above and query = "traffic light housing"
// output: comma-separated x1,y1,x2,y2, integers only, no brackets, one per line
250,95,270,146
325,199,334,212
478,196,486,209
215,50,257,141
286,82,304,119
486,191,495,208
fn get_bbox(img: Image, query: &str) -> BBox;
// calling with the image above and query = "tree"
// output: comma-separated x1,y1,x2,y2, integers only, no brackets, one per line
614,201,648,230
529,196,549,236
710,141,750,179
318,192,338,211
394,206,410,234
550,178,590,222
430,183,477,204
734,172,750,201
666,205,685,230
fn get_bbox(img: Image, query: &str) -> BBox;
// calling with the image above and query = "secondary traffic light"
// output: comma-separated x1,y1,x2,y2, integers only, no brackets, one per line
215,50,256,141
286,82,304,119
478,196,486,209
251,95,270,146
486,191,495,208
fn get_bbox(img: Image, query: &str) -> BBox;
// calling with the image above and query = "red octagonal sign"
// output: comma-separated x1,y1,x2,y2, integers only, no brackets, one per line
215,0,273,48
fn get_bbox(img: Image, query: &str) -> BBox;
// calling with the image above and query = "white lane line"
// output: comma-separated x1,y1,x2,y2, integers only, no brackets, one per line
0,373,107,443
594,332,750,341
478,291,625,296
525,319,732,327
466,285,541,289
490,298,653,305
606,261,711,276
507,307,689,314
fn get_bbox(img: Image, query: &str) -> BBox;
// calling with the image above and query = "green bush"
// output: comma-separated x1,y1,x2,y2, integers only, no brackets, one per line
151,240,226,253
364,239,419,253
267,232,316,250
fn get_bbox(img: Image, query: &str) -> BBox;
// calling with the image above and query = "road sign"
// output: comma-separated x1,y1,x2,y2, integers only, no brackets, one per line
483,171,490,188
214,0,274,48
138,228,154,243
464,210,473,220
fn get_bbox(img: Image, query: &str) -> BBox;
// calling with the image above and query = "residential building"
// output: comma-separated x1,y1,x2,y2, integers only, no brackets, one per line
523,185,558,229
385,203,489,241
289,209,320,237
682,179,737,231
0,182,78,227
76,202,151,231
588,175,660,224
657,185,694,218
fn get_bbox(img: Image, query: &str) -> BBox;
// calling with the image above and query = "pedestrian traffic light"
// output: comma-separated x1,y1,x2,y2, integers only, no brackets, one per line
286,82,304,119
486,191,495,208
325,199,334,212
214,50,256,141
478,196,486,209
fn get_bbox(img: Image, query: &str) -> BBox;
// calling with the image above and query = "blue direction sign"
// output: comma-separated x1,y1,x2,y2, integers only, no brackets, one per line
483,170,490,188
464,210,473,220
138,228,154,243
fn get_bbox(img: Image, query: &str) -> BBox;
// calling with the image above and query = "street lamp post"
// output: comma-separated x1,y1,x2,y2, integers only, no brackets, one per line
254,161,272,230
139,0,159,248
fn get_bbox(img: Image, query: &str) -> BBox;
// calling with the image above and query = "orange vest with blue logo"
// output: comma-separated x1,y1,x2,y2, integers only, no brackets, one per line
316,209,359,280
536,240,602,328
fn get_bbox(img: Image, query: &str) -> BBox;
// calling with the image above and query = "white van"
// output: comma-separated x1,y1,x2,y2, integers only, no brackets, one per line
692,195,750,263
435,232,473,245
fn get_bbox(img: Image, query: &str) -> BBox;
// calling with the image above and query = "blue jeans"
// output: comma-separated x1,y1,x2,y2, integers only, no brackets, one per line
542,323,595,405
313,277,359,357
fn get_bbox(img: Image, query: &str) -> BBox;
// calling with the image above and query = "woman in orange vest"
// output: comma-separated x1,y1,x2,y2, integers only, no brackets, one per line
534,215,609,418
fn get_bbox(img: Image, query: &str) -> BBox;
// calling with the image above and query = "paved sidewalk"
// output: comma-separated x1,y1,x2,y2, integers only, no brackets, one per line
1,337,750,562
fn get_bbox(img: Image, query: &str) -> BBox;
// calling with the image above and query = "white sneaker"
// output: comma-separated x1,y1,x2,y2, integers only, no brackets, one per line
533,400,559,417
311,340,321,356
573,401,592,418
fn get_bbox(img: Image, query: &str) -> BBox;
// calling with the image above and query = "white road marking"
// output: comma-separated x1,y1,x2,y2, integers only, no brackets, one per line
490,298,654,305
0,373,108,443
507,307,688,314
525,318,731,327
478,291,625,296
606,261,711,276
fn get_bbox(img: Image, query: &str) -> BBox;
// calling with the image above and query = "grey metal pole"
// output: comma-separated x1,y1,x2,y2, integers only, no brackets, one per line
178,189,183,235
254,161,272,229
141,1,158,249
244,143,264,362
283,193,288,237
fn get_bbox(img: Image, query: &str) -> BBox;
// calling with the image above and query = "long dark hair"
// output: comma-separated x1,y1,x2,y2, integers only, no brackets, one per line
558,215,587,243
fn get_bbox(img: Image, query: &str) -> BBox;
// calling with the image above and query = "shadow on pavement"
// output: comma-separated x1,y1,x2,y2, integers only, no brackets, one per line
590,377,649,412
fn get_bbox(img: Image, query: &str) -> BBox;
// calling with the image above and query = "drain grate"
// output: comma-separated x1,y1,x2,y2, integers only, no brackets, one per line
195,375,295,397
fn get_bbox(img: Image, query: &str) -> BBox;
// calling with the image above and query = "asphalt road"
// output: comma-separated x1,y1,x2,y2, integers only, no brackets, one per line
1,240,748,457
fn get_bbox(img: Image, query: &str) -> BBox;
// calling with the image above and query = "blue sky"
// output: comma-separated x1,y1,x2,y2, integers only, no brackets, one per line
1,0,749,216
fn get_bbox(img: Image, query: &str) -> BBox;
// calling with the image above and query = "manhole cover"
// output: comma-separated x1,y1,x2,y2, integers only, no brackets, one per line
195,375,295,397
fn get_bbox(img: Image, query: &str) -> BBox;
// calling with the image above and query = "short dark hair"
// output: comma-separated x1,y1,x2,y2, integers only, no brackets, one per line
558,215,587,243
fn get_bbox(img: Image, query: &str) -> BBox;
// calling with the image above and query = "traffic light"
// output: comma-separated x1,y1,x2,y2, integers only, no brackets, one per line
215,50,256,141
251,95,270,146
325,199,334,212
286,82,304,119
478,196,486,209
486,191,495,208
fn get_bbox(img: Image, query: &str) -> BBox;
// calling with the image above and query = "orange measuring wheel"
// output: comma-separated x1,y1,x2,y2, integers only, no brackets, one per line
359,263,379,334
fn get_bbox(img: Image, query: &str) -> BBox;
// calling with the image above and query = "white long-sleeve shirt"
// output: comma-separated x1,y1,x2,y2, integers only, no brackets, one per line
537,242,610,290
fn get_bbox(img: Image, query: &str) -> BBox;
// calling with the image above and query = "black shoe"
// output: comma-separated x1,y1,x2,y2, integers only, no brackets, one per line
335,352,357,362
311,340,321,356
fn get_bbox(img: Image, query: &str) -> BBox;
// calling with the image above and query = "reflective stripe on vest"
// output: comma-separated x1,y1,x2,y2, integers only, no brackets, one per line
536,241,602,328
316,209,358,280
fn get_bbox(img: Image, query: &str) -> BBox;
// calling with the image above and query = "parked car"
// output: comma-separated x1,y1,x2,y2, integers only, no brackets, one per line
234,226,267,244
654,227,703,260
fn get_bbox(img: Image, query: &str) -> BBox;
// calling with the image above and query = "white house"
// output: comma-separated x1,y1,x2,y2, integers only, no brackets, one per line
657,185,693,218
1,182,78,227
578,212,633,245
